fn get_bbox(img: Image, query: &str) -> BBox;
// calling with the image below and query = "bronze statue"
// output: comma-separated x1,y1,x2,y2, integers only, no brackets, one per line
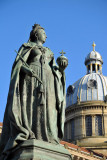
0,24,68,158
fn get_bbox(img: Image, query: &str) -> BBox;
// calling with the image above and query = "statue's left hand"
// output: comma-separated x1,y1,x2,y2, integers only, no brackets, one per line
58,59,68,73
56,55,68,73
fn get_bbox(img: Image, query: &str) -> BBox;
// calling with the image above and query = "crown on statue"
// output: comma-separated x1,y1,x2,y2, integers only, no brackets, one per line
32,24,44,31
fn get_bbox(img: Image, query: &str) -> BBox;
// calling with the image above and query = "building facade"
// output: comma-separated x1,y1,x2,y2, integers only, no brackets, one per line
64,42,107,156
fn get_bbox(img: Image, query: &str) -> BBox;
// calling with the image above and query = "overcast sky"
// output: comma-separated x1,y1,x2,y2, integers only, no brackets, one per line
0,0,107,122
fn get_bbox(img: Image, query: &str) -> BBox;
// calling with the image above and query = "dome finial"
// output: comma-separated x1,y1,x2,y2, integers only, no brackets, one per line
92,42,96,51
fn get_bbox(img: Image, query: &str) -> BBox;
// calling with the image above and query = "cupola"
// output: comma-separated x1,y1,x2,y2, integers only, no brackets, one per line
65,43,107,156
85,42,103,74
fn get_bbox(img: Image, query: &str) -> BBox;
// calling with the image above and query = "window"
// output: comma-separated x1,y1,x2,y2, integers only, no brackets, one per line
95,115,102,136
86,116,92,136
87,79,97,89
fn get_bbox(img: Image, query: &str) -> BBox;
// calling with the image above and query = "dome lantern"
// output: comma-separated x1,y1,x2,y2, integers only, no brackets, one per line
85,42,103,74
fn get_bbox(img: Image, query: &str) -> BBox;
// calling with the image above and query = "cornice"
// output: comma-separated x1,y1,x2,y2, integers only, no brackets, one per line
66,101,107,113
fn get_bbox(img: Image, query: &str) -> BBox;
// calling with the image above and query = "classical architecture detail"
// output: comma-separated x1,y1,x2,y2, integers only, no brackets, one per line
61,141,107,160
65,42,107,156
87,79,97,89
67,85,75,95
104,95,107,103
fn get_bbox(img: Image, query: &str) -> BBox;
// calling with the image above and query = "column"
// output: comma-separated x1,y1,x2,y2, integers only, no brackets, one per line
100,65,102,73
82,115,86,137
92,115,95,136
95,63,97,73
102,112,105,136
103,115,107,136
90,64,92,73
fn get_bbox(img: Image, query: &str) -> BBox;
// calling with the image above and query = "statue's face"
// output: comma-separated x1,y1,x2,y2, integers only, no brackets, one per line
36,29,47,43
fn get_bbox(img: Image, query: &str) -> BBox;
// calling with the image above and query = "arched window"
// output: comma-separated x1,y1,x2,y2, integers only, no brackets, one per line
85,116,92,136
95,115,102,136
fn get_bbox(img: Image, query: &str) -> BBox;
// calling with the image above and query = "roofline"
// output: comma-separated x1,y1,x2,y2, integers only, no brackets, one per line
85,58,103,65
66,100,107,112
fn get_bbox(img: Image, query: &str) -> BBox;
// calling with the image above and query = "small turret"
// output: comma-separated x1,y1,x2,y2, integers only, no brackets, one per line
85,42,103,74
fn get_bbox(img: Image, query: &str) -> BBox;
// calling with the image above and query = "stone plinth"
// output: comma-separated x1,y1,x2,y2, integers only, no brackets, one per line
5,139,72,160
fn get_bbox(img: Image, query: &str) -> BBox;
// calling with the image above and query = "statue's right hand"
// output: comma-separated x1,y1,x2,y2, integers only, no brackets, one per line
30,69,35,76
21,65,33,76
21,65,42,84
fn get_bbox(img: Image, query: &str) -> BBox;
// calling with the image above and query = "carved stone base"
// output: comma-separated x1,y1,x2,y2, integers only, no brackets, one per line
6,139,72,160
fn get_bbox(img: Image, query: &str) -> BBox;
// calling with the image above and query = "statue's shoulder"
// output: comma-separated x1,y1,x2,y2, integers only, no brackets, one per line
22,42,36,48
14,42,36,65
45,47,51,51
45,47,54,55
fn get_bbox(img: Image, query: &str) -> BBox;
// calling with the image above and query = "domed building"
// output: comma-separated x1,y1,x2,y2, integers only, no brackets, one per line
64,42,107,155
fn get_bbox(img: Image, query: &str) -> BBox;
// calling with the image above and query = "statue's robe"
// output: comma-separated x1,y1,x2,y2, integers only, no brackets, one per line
0,42,66,158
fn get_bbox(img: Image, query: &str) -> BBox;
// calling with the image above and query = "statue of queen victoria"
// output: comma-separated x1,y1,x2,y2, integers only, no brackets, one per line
0,24,68,159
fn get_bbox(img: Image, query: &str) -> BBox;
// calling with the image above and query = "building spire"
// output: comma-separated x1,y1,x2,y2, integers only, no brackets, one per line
92,42,96,51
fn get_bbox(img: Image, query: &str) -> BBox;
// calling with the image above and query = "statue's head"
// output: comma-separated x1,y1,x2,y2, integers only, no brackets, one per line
29,24,47,43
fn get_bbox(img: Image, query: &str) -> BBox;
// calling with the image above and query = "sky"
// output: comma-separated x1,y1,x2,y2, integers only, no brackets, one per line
0,0,107,122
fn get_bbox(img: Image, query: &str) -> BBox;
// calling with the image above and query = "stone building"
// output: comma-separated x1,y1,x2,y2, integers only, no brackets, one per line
61,141,107,160
64,42,107,156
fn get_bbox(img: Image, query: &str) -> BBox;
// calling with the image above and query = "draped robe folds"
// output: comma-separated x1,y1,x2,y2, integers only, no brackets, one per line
0,42,66,157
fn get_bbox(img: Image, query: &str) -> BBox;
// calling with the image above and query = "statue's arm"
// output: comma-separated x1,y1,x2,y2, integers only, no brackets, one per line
20,64,33,76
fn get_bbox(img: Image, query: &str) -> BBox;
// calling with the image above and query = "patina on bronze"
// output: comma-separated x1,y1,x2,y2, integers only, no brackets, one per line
0,24,68,159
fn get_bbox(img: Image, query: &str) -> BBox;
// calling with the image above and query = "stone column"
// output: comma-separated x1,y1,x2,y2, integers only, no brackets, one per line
95,63,97,73
102,112,105,136
100,65,102,73
103,115,107,136
90,64,92,73
82,115,86,137
92,115,95,136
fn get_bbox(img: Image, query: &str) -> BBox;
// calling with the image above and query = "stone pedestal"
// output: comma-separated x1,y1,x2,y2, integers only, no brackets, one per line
6,139,72,160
